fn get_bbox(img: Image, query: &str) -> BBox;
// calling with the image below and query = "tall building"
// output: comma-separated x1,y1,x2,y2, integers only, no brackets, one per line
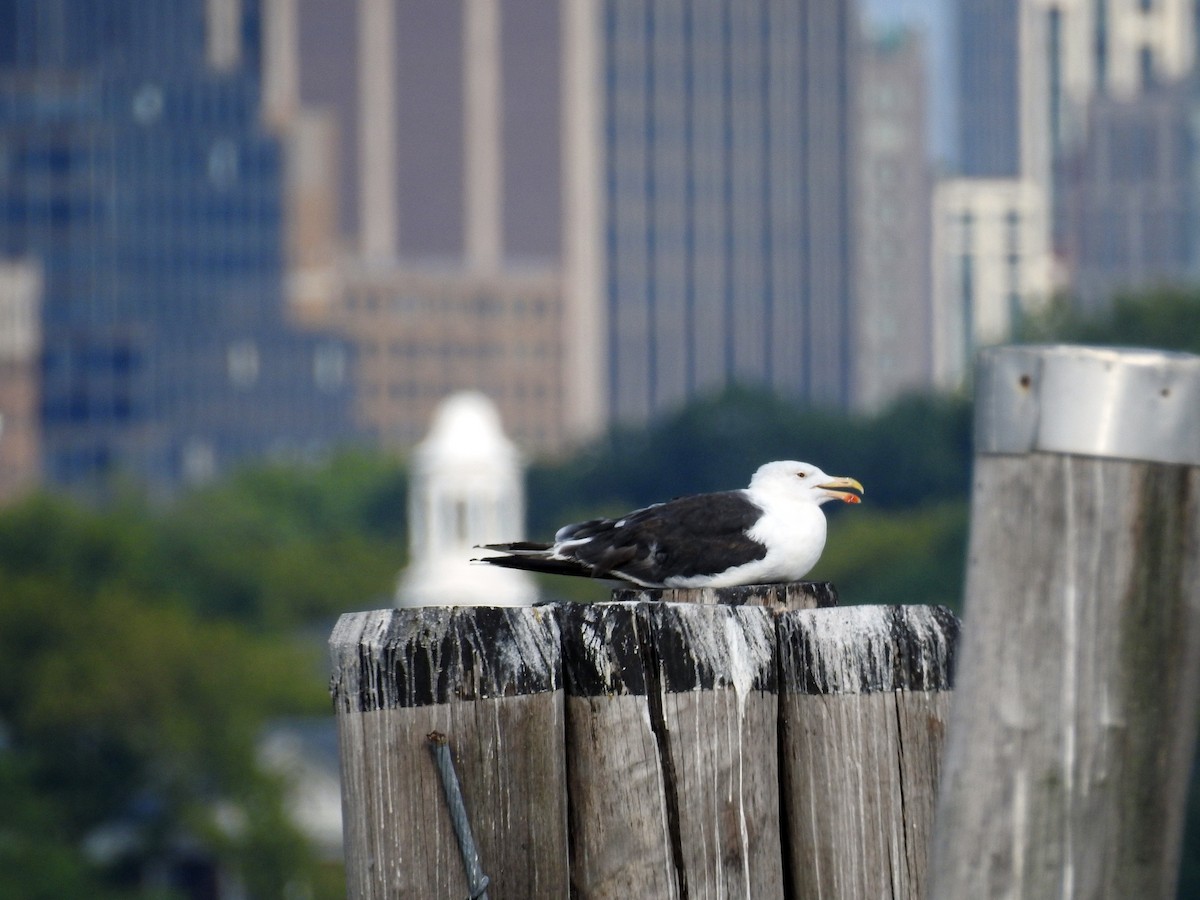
958,0,1194,191
1065,79,1198,310
598,0,859,422
855,27,933,411
0,259,40,501
262,0,573,454
0,0,357,491
268,0,863,452
937,0,1198,362
958,0,1021,178
931,178,1054,387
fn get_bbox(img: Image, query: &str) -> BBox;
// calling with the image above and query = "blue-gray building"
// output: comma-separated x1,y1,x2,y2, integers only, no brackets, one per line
601,0,859,422
0,0,356,491
956,0,1020,178
1065,77,1200,310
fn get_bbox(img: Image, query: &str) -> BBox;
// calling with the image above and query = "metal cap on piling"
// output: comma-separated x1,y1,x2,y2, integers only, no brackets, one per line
975,344,1200,465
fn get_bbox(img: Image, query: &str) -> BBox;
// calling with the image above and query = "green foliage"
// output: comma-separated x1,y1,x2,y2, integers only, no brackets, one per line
528,385,973,536
155,451,407,627
0,451,405,896
0,560,324,896
810,503,969,611
0,754,131,900
0,450,407,632
1020,287,1200,354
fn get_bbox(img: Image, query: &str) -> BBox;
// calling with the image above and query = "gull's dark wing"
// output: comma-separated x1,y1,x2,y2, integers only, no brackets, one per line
566,491,768,585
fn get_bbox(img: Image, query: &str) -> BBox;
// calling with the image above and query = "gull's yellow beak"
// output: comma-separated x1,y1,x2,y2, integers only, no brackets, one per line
817,476,864,505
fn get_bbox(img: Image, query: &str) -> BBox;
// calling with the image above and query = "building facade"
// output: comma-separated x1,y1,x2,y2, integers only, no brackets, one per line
1065,79,1199,310
266,0,863,452
263,0,574,454
952,0,1195,273
599,0,859,423
0,0,357,491
931,178,1055,388
931,0,1196,386
958,0,1194,189
854,27,933,411
341,265,562,448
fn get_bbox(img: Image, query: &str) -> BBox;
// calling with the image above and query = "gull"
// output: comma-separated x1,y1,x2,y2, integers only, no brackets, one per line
476,460,862,588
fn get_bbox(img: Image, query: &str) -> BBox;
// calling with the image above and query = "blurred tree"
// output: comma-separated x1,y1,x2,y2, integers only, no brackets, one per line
809,503,969,612
0,499,332,897
527,385,972,537
0,753,129,899
148,451,406,628
1020,287,1200,353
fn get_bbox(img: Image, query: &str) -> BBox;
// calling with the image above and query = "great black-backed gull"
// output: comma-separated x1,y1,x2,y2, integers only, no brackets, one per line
476,460,863,588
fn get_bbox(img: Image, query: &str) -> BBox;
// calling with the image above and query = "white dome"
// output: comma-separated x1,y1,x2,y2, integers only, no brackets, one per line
396,391,536,607
414,391,520,472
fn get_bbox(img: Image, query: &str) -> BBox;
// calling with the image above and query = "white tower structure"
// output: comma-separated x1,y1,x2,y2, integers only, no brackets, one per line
396,392,536,607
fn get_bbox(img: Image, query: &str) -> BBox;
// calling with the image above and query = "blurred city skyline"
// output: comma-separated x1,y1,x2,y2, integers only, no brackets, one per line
1,0,1198,500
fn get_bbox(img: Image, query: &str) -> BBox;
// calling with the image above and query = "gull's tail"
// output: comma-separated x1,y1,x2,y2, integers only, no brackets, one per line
473,543,599,579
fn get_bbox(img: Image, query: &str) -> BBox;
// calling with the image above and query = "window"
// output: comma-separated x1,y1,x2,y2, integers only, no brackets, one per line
227,339,259,388
1005,209,1021,255
1048,8,1063,151
1093,0,1108,89
314,342,347,392
1139,46,1155,90
182,438,217,484
959,210,975,252
132,83,164,124
208,139,238,189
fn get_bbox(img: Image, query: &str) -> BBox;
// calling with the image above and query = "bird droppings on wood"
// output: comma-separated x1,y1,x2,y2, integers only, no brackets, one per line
776,605,960,898
558,601,784,898
331,607,570,897
329,597,963,899
780,604,959,695
557,602,779,698
330,606,562,712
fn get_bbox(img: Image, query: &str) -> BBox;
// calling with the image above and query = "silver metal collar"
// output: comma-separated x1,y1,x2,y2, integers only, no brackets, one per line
975,344,1200,466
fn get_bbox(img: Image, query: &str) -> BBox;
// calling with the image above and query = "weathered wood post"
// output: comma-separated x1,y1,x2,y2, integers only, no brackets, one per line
777,604,959,898
613,580,840,612
557,599,784,899
930,345,1200,897
330,606,568,898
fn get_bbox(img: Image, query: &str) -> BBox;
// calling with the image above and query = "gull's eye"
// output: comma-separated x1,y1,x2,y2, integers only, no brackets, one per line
796,471,807,479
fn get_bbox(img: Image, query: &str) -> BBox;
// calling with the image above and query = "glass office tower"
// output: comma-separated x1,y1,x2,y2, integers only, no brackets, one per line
0,0,356,491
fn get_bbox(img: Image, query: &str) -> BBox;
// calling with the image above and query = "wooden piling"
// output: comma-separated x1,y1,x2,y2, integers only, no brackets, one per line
777,604,959,898
930,345,1200,898
329,588,961,898
558,600,784,899
329,606,568,899
612,580,839,612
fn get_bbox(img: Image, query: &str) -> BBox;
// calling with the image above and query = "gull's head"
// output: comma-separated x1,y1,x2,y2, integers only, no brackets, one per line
748,460,864,506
